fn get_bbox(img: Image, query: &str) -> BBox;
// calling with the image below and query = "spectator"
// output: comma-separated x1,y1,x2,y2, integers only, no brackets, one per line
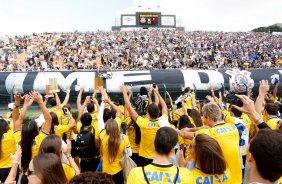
69,172,114,184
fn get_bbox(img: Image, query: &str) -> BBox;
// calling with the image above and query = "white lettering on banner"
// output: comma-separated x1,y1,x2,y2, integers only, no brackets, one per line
181,70,224,90
106,71,152,92
5,73,28,93
33,72,95,93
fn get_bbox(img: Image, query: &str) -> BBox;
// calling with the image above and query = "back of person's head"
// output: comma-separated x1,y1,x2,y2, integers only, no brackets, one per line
140,87,148,96
103,108,112,122
230,105,243,117
105,119,121,163
119,98,125,106
32,153,67,184
176,102,182,109
264,103,279,116
148,103,160,119
202,102,223,123
21,119,39,173
184,87,190,93
68,172,114,184
190,109,203,127
50,98,57,107
0,119,9,158
39,135,62,158
179,115,194,129
81,113,92,127
87,103,95,113
249,129,282,182
155,127,178,155
194,134,226,175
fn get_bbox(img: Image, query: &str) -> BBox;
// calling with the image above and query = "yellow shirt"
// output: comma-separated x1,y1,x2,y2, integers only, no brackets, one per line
187,169,231,184
124,117,140,153
271,96,279,102
54,125,70,139
127,163,190,184
266,117,280,130
100,131,130,175
50,105,64,119
76,112,99,140
14,130,48,158
195,123,242,184
184,93,193,110
0,129,16,168
172,108,184,123
136,114,168,159
62,163,76,181
59,115,74,140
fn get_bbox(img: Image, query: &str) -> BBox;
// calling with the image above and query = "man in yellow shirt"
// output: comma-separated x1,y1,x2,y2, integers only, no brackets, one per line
122,85,169,166
264,103,281,130
128,127,190,184
177,103,243,184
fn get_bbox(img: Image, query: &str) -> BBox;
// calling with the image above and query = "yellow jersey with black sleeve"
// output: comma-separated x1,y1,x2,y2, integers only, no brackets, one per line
187,169,231,184
14,130,48,158
266,117,280,130
62,163,76,181
127,163,191,184
59,115,74,140
136,114,167,159
0,129,16,168
124,117,140,153
195,123,242,184
99,131,130,175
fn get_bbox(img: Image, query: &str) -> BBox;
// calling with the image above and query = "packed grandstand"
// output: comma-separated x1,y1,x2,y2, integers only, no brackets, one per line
0,30,282,72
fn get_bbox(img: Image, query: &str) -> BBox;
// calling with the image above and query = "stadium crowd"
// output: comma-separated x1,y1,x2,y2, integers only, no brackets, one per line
0,30,282,71
0,80,282,184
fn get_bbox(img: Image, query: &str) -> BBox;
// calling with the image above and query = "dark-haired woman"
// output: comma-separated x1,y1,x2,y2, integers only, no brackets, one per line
39,135,80,180
0,119,17,182
13,92,52,179
178,134,230,183
98,91,132,184
28,153,67,184
69,172,114,184
124,106,141,166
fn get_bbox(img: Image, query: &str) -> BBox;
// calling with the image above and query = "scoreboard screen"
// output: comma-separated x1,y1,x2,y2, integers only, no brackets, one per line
139,13,159,26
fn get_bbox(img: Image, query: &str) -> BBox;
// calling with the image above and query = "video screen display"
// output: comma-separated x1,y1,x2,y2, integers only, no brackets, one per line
139,14,159,26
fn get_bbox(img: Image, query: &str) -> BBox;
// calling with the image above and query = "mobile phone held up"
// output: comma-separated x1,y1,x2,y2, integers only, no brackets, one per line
153,83,156,88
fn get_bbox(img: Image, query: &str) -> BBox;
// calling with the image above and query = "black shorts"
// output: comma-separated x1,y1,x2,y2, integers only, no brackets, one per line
0,167,19,183
71,140,78,158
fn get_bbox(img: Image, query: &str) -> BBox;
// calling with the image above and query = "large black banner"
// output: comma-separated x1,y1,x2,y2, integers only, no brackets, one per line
0,69,281,95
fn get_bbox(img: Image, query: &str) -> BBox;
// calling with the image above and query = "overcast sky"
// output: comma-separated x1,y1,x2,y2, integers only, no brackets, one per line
0,0,281,36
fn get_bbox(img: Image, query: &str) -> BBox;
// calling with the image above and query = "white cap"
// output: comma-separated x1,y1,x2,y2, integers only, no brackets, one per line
8,103,15,110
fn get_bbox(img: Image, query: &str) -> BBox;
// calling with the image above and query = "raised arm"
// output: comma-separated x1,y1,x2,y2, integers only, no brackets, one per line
76,88,84,112
121,85,138,121
54,92,62,107
13,95,33,131
154,85,167,116
153,90,160,106
62,89,71,106
272,83,278,100
12,93,23,123
98,102,105,132
43,95,49,107
31,92,52,134
255,80,269,114
78,96,91,120
102,89,121,118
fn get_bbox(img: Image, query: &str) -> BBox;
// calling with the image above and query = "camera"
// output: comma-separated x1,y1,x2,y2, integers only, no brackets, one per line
63,107,68,114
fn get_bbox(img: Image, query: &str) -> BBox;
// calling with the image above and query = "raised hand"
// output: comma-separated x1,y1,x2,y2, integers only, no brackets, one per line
30,91,43,103
259,80,269,95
